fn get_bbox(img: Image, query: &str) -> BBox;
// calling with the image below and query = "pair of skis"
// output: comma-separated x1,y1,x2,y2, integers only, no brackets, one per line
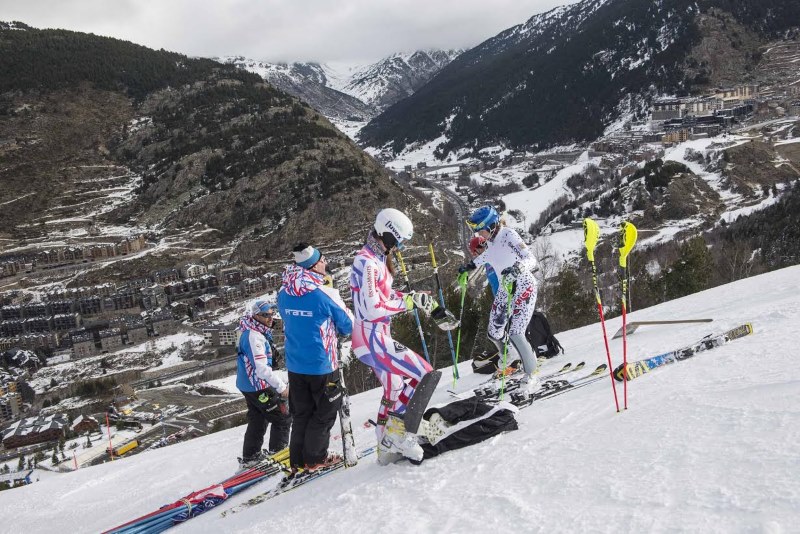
103,449,292,533
450,361,607,405
584,218,637,411
459,320,754,408
221,446,378,517
451,360,585,400
613,323,754,381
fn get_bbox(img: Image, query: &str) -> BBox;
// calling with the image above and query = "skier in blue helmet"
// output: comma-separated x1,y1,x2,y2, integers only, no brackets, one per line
466,205,500,233
235,298,291,471
459,205,541,396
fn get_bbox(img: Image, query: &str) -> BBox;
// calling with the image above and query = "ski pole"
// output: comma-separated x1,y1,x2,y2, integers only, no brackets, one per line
336,338,358,467
429,244,459,383
396,250,431,363
454,271,469,373
619,221,638,410
499,276,514,401
583,218,620,413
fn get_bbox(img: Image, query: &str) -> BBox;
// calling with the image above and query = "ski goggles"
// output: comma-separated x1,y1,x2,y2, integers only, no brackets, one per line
466,218,491,232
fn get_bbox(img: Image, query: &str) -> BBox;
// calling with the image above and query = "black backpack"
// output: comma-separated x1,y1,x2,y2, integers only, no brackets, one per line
526,311,564,359
471,350,499,374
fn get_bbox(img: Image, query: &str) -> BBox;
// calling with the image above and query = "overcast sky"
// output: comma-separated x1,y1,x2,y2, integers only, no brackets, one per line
3,0,576,63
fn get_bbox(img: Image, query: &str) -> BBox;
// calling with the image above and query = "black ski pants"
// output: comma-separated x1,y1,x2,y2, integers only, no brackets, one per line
241,389,291,460
288,370,342,468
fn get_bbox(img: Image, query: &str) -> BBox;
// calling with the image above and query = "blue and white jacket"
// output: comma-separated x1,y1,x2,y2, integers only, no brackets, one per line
277,265,354,375
236,316,287,394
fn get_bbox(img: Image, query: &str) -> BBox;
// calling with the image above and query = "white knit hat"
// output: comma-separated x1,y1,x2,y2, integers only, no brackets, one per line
293,245,321,269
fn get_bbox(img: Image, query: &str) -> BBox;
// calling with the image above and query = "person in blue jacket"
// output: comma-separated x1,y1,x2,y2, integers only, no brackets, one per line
236,299,291,470
278,243,354,471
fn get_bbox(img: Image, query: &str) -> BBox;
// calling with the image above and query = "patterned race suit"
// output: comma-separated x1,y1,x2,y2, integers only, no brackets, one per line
350,235,433,436
473,226,539,372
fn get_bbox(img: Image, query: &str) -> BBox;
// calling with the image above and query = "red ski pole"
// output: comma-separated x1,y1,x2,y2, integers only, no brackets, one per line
619,221,638,410
584,218,619,412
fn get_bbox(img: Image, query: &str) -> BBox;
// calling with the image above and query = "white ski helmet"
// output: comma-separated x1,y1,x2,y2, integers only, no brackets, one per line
374,208,413,250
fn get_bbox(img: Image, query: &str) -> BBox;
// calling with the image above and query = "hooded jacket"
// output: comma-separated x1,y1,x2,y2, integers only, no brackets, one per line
236,316,286,394
277,265,354,375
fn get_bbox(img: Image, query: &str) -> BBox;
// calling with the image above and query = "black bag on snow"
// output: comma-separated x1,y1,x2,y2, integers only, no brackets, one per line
419,397,518,459
471,350,500,374
471,351,524,374
526,311,564,359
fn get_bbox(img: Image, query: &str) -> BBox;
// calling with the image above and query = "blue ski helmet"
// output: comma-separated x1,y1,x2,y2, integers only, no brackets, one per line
250,299,277,317
467,206,499,232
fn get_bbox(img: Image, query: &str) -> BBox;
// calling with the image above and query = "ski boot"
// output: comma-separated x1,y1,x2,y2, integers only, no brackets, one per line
379,414,424,463
509,373,541,405
237,449,270,472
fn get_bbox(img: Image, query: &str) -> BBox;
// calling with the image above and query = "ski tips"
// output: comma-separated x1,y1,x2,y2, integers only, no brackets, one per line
583,218,600,262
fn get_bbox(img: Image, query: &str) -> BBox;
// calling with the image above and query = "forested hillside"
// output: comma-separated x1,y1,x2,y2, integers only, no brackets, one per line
0,23,443,264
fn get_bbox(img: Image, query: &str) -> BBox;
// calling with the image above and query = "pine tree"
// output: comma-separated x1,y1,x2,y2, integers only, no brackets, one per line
546,268,597,331
16,455,24,471
664,236,713,299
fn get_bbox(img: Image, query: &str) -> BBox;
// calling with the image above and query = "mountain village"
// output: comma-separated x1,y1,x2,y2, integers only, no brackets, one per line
0,1,798,531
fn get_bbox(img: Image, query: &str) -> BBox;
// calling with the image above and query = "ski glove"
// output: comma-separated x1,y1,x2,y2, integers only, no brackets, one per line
324,373,343,403
457,271,469,287
431,306,460,331
403,291,435,315
501,262,522,282
458,262,476,274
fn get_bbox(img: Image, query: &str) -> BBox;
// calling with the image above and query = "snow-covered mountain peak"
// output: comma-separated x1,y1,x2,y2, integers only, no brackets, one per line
219,49,462,136
343,49,463,109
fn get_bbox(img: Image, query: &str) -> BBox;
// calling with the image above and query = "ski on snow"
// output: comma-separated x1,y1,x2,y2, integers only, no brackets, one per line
221,446,377,517
459,363,607,406
613,323,753,381
448,360,588,401
448,360,584,399
103,448,291,533
507,364,608,407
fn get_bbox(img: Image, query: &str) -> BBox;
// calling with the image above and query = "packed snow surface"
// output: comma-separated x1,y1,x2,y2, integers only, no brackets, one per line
2,266,799,533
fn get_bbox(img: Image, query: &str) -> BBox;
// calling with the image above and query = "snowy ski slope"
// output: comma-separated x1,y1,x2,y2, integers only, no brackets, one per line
1,266,799,533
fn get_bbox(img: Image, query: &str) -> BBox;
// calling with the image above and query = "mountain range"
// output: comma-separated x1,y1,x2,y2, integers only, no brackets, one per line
359,0,800,156
222,49,462,122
